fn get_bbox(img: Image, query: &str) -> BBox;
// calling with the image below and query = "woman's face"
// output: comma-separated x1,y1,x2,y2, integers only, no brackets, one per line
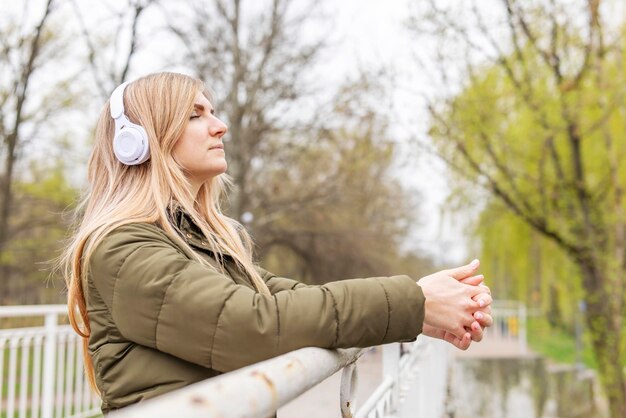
173,92,229,192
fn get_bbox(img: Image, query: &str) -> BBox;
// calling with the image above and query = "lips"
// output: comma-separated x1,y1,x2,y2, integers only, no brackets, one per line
209,143,224,150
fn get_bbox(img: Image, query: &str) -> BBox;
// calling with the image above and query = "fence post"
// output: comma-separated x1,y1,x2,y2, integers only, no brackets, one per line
41,312,58,418
519,303,527,353
382,343,400,409
340,362,358,417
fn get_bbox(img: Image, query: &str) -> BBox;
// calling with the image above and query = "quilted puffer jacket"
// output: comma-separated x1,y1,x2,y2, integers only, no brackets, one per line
86,207,425,413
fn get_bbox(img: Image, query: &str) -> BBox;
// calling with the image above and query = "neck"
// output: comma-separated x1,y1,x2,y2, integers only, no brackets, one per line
190,182,201,198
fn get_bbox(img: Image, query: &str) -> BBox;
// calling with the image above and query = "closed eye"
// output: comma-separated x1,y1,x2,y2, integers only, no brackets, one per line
193,103,215,117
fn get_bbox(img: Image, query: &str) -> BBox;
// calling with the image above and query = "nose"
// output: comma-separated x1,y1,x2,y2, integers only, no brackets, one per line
209,115,228,138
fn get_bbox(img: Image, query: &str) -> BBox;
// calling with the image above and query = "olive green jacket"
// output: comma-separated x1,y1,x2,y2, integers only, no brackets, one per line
86,209,425,413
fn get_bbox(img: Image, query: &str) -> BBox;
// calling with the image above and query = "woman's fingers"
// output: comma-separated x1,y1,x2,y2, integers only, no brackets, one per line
457,312,479,338
420,258,492,349
419,265,494,340
464,284,491,302
442,332,461,348
446,330,472,350
468,321,484,342
459,274,484,286
426,324,473,350
473,312,493,327
453,332,472,350
445,259,480,280
424,324,465,349
472,293,493,308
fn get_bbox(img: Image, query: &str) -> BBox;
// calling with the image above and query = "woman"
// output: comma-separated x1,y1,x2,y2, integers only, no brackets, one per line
63,72,492,413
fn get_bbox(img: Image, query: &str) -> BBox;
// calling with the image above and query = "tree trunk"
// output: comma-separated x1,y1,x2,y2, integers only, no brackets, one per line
0,0,54,250
0,140,15,252
580,262,626,418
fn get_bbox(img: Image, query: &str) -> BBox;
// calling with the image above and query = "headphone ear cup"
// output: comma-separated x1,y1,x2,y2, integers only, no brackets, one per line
113,123,150,165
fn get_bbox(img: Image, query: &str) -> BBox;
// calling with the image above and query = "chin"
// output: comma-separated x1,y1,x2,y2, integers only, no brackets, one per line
205,164,228,179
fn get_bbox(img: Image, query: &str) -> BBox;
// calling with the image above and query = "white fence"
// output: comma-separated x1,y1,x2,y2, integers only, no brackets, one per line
0,305,101,418
486,300,528,352
358,338,450,418
0,301,525,418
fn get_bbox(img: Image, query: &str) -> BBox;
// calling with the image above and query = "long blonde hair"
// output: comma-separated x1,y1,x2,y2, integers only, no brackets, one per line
62,72,270,392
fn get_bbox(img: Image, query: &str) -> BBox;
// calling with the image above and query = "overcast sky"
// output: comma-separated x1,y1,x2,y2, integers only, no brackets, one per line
330,0,471,263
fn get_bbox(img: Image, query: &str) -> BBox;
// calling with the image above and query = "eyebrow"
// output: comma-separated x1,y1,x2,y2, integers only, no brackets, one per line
193,103,215,114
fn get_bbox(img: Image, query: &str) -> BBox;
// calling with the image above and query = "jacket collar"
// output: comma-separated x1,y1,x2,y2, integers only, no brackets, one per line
168,203,232,257
169,204,210,248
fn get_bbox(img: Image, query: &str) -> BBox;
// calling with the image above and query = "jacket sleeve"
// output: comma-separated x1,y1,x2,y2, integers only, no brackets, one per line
255,266,310,293
89,223,425,373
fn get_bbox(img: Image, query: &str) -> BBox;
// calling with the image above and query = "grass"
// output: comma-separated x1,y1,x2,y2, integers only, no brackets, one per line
2,346,38,398
527,316,597,368
1,342,100,417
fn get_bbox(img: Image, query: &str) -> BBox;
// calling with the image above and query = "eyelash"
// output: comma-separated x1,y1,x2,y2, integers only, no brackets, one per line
190,109,215,119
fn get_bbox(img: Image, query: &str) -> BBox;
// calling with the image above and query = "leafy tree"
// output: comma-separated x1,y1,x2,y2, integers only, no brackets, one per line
408,0,626,415
0,0,84,302
1,162,77,304
474,201,584,329
1,0,57,257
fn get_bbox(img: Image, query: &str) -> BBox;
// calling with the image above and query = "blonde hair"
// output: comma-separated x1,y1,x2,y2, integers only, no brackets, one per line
62,72,270,393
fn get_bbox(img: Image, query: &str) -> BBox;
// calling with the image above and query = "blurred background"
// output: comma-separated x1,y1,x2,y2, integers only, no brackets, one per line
1,0,626,417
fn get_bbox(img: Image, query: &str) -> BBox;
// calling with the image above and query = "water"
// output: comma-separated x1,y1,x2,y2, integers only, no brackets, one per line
446,357,606,418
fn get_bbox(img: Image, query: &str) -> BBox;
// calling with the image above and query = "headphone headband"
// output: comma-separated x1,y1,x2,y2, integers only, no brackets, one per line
110,81,130,120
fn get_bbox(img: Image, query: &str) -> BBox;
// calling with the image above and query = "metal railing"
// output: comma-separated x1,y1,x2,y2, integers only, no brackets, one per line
358,338,450,418
0,300,525,418
0,305,101,418
110,337,450,418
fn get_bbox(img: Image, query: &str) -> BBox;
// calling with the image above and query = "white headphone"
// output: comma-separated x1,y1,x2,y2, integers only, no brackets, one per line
110,81,150,165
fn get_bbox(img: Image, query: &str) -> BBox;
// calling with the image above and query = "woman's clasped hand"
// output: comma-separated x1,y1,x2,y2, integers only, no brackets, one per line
418,259,493,350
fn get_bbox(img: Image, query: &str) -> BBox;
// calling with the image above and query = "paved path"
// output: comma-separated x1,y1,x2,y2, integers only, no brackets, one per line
278,348,383,418
278,337,530,417
455,336,534,358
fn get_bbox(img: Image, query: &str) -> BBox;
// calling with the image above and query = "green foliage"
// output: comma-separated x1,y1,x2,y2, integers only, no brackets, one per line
0,162,78,304
527,316,597,369
423,6,626,411
429,29,626,339
474,202,584,328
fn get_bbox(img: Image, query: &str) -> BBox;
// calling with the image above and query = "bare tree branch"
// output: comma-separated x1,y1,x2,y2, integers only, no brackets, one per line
0,0,55,253
69,0,109,100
